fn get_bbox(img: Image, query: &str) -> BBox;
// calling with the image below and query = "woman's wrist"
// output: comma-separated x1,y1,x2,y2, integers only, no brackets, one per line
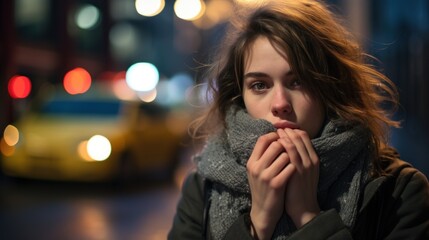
249,212,275,240
291,210,320,228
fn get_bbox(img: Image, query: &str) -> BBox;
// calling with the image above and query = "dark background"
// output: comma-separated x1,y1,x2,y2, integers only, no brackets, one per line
1,0,428,177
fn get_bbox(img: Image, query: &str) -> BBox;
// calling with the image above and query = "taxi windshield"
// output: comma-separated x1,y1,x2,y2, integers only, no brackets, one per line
41,99,122,116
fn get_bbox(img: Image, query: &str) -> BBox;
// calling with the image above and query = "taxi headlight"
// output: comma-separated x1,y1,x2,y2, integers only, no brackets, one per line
86,135,111,161
3,124,19,146
1,124,19,157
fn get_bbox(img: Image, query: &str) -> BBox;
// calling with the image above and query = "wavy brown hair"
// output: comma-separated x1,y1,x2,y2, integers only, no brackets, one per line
190,0,400,176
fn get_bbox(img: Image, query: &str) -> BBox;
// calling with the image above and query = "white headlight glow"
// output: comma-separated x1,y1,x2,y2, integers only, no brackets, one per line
87,135,111,161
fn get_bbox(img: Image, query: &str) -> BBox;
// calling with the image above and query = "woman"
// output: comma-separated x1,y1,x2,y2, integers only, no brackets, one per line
168,0,429,239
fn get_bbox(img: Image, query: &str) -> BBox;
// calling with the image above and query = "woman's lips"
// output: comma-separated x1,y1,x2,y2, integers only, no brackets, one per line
273,121,299,129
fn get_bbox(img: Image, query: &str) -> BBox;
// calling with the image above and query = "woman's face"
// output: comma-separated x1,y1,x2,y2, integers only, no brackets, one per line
242,36,325,138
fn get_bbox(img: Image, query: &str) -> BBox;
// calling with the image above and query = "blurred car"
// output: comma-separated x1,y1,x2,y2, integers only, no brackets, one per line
1,83,192,182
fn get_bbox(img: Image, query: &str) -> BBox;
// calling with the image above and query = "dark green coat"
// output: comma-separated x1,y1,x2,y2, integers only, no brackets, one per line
168,158,429,239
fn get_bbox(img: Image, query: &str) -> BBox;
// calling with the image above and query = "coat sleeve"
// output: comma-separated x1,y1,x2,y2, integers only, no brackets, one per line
168,172,205,240
224,209,353,240
287,209,353,240
384,169,429,239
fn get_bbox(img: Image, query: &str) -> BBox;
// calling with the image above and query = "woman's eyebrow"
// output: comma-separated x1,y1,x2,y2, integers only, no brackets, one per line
243,72,269,80
243,70,294,80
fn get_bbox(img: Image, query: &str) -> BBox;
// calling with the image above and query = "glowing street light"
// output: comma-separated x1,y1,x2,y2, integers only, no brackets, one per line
126,62,159,92
135,0,165,17
174,0,205,21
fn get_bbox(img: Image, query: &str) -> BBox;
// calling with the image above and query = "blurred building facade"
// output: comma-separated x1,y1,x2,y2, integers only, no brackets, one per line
369,0,429,176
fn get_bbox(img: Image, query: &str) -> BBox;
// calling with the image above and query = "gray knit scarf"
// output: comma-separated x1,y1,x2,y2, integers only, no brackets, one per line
196,106,372,240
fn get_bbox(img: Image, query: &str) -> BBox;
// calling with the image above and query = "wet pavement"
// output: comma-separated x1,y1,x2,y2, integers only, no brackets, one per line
0,167,192,240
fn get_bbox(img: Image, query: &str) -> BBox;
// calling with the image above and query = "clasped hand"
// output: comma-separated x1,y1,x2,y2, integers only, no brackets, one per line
246,128,320,240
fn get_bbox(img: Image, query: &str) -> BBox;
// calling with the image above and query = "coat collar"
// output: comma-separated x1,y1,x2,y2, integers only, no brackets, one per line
359,157,411,212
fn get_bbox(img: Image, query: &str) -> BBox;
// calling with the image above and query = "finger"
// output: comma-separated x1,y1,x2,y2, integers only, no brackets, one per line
277,128,287,138
284,128,312,170
264,152,290,178
249,132,279,161
277,135,303,169
247,132,281,174
258,141,286,169
297,131,319,166
274,162,296,188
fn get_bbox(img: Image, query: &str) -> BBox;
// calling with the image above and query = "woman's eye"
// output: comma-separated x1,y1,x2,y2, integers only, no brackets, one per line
250,82,267,91
290,79,302,88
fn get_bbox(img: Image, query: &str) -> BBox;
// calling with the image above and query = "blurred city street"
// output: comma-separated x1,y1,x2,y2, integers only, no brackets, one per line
1,1,429,239
0,163,194,240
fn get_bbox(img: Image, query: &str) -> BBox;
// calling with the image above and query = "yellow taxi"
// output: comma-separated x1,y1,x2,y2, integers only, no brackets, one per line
1,83,192,182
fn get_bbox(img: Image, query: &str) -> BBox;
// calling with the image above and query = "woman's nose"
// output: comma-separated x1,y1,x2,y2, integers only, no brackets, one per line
271,88,292,116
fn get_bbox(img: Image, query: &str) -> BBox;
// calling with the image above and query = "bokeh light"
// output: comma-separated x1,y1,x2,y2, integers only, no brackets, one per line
126,62,159,92
112,72,138,101
78,140,92,161
75,4,100,29
87,135,111,161
109,23,139,61
193,0,233,29
8,75,32,99
1,138,15,157
15,0,49,26
63,67,92,95
135,0,165,17
3,125,19,147
138,89,157,103
155,73,193,106
174,0,205,21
